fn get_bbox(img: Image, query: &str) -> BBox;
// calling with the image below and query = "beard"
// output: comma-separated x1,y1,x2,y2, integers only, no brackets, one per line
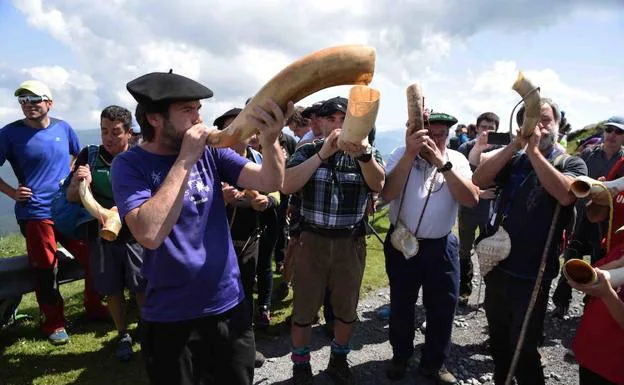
538,126,559,152
162,120,183,151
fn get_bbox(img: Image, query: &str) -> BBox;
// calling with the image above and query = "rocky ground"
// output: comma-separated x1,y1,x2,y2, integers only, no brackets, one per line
254,261,583,384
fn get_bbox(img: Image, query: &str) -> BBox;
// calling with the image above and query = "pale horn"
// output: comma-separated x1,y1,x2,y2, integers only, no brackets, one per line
570,176,613,206
206,45,376,148
512,71,541,138
564,259,624,288
338,85,380,155
79,179,122,241
405,83,432,161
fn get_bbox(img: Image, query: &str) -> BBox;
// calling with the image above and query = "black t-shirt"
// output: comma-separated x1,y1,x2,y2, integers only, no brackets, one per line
494,150,587,280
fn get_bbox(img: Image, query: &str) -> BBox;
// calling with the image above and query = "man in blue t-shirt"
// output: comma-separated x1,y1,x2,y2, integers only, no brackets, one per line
111,71,293,385
473,98,587,385
0,80,107,345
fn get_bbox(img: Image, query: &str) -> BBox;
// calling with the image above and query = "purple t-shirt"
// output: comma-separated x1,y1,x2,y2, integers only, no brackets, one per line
111,145,249,322
0,118,81,220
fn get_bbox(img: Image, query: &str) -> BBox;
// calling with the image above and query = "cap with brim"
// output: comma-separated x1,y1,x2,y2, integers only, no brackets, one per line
302,101,325,118
605,116,624,131
126,70,213,110
213,108,242,130
428,112,458,128
316,97,348,117
14,80,53,99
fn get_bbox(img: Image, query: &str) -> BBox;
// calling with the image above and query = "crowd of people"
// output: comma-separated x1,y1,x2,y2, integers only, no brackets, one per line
0,74,623,385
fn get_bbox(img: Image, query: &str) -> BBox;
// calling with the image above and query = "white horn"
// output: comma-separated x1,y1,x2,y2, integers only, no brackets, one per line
338,85,380,155
79,179,122,242
512,71,541,138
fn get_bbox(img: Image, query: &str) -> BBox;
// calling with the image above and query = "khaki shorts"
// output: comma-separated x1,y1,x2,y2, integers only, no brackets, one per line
292,231,366,326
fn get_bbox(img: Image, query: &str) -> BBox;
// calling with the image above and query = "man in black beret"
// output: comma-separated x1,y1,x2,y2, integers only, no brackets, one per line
111,70,293,385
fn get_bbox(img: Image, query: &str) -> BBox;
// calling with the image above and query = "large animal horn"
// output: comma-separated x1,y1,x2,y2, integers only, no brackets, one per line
79,179,122,241
406,83,433,161
206,45,376,147
512,72,541,138
338,85,380,155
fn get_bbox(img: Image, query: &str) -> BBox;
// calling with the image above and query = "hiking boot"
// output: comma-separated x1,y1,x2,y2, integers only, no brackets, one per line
256,306,271,330
386,357,408,381
48,328,69,345
255,350,266,368
458,293,470,307
552,305,569,319
418,365,458,385
115,333,133,362
326,353,354,385
292,363,313,385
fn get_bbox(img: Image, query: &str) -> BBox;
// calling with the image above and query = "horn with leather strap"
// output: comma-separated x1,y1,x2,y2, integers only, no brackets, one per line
206,45,376,147
79,179,122,242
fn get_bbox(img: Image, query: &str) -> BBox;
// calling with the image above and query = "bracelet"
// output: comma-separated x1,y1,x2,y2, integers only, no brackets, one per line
317,152,326,162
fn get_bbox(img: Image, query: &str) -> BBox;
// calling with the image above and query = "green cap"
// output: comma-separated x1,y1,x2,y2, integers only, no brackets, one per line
428,112,458,127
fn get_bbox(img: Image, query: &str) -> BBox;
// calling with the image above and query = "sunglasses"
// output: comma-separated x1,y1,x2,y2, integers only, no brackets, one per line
604,126,624,135
17,95,50,105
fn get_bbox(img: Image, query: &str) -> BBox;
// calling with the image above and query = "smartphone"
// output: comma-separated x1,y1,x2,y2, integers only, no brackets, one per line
487,132,511,145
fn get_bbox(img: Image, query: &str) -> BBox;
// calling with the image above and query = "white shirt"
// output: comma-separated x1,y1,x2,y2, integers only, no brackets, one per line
300,130,315,143
387,146,472,239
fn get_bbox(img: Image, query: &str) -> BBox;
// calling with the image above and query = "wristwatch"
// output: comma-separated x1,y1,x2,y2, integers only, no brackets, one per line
437,161,453,173
357,145,373,163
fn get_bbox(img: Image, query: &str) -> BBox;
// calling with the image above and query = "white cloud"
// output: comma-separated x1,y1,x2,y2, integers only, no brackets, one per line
1,0,623,135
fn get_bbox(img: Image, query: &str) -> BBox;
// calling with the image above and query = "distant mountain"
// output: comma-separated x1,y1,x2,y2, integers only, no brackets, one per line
373,129,405,160
0,129,102,236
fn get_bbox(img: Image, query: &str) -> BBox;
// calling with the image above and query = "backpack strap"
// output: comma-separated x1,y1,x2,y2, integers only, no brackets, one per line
86,144,99,169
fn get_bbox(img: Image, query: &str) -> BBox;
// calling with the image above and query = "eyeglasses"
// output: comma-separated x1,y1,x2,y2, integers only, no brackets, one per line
17,95,50,105
604,126,624,135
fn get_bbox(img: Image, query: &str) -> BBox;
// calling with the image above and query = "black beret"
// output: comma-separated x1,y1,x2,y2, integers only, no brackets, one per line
213,108,242,130
126,70,213,109
302,100,325,118
316,96,348,117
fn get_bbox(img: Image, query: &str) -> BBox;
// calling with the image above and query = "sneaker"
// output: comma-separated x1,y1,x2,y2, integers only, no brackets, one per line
552,305,569,319
458,293,470,307
256,306,271,329
386,357,408,381
48,328,70,345
418,365,458,385
326,353,354,385
292,363,313,385
376,305,391,321
115,334,133,362
255,350,265,368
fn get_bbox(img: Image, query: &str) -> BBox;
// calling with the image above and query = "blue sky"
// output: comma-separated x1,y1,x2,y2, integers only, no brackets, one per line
0,0,623,132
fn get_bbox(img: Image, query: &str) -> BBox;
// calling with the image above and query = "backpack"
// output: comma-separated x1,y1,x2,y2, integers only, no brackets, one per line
51,145,99,240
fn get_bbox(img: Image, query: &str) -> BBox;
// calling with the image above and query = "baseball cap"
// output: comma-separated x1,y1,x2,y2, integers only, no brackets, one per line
14,80,53,100
302,100,325,118
316,97,348,117
605,116,624,131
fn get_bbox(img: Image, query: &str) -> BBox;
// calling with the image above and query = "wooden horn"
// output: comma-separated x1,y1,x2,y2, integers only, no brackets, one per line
79,179,122,241
206,45,376,147
512,71,541,138
563,259,598,285
338,85,380,155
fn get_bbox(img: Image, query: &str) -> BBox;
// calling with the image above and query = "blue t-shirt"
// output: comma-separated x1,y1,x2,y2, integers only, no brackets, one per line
111,145,249,322
0,118,81,220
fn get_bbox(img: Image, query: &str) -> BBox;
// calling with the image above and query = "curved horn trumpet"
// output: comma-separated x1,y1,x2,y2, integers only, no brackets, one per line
570,176,611,205
563,259,624,288
79,179,122,241
512,71,541,138
206,45,376,148
338,85,380,155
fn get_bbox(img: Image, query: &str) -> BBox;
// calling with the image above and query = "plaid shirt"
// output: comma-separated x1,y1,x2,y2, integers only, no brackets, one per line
287,140,384,229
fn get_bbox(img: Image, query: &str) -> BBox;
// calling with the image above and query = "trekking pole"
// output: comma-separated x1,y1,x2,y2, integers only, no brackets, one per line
505,204,561,385
365,221,384,245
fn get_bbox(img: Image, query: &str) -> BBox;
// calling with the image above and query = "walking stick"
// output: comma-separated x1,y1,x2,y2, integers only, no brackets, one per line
504,204,561,385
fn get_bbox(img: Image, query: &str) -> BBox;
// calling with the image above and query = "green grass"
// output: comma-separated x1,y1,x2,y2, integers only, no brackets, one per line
0,211,392,385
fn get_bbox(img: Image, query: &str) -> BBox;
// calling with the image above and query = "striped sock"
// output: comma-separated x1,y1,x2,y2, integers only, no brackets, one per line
291,346,311,365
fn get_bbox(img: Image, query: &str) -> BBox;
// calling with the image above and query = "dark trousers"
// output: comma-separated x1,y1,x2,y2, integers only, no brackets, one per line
457,211,486,296
384,230,459,370
141,300,255,385
484,268,551,385
257,223,276,310
235,239,260,315
579,366,617,385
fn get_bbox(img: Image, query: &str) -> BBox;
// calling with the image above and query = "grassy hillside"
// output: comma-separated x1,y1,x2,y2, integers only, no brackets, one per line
0,211,391,385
